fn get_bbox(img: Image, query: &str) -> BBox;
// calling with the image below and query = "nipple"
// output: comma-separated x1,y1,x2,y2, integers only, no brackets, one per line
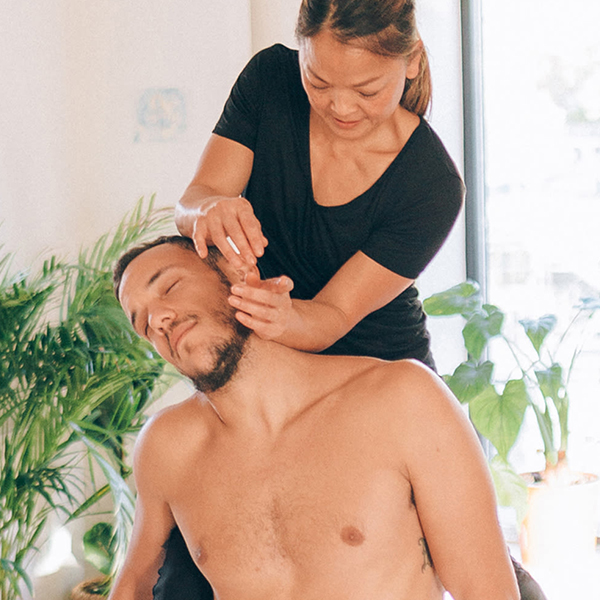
341,525,365,547
194,545,208,566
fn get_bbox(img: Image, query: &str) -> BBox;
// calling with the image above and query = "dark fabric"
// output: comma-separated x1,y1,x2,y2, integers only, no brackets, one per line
511,556,549,600
213,44,465,366
152,527,213,600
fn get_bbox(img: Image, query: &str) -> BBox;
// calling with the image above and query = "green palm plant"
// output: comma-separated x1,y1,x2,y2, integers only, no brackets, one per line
0,198,174,599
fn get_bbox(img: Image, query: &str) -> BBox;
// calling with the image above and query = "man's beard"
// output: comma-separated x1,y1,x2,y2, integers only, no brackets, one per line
190,308,251,394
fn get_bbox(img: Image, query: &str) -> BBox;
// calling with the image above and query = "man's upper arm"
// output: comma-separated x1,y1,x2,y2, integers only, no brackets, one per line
396,363,519,600
109,420,176,600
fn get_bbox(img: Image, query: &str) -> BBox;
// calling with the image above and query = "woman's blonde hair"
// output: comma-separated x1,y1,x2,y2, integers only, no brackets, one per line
296,0,431,116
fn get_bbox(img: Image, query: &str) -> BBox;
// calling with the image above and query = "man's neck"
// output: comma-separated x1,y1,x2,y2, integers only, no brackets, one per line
201,337,359,437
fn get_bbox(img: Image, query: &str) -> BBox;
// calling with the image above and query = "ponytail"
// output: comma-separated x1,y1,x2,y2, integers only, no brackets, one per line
401,46,431,117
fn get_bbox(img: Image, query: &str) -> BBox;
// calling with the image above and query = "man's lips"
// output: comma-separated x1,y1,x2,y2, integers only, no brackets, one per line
168,320,197,355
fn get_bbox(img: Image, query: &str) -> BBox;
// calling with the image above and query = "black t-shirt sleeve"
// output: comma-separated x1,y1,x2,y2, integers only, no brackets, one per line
362,173,464,280
212,48,272,151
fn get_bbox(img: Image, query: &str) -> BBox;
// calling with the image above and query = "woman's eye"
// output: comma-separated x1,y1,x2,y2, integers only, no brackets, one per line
358,90,378,98
309,81,328,91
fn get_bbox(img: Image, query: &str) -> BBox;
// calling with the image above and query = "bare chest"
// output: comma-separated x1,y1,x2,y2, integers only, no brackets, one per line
167,437,423,593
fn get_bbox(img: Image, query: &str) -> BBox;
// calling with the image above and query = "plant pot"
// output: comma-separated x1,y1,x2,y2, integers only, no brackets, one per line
520,471,599,569
70,577,109,599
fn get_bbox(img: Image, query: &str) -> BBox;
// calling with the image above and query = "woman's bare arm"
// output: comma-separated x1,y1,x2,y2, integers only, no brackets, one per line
229,251,414,352
175,134,266,269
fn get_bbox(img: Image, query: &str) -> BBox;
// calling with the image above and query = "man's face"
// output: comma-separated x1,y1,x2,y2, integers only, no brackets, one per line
118,243,250,393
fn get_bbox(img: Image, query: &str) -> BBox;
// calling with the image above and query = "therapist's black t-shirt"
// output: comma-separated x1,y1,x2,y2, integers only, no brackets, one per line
213,44,464,364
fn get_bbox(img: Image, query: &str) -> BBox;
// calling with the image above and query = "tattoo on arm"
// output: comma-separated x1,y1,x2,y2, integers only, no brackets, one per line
419,537,433,572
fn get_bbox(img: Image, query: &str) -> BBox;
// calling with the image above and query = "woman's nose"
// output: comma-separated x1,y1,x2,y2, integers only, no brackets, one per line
329,89,355,117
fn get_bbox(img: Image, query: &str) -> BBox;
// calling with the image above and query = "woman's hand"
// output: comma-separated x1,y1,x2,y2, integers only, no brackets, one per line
228,272,295,340
227,252,415,352
191,196,268,270
175,134,264,270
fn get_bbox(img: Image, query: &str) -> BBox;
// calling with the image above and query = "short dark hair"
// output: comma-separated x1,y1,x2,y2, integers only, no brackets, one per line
113,235,221,300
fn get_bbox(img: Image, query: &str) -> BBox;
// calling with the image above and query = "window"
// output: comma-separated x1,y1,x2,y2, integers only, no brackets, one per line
464,1,600,596
479,0,600,476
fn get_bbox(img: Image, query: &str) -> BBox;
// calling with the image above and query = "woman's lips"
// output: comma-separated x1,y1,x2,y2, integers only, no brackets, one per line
333,117,362,128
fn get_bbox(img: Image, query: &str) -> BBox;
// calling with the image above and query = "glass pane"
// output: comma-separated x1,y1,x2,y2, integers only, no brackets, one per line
482,0,600,469
481,0,600,594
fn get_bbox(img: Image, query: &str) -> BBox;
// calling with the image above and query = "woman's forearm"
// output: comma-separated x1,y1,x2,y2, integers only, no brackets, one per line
175,184,220,238
274,298,352,352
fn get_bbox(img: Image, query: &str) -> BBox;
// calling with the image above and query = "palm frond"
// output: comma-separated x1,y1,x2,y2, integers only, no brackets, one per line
0,197,172,599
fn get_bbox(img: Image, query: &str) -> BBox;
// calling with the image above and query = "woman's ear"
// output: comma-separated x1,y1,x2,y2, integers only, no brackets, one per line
406,40,423,80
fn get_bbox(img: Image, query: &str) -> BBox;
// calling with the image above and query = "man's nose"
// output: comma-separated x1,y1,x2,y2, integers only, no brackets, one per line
148,305,176,334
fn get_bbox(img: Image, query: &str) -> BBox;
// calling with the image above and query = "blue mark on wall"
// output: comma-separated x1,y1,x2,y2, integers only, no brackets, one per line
135,88,186,142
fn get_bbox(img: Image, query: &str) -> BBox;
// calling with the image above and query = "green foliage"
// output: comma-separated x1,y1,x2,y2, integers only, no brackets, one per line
0,198,173,599
83,522,115,576
424,280,599,516
489,456,528,524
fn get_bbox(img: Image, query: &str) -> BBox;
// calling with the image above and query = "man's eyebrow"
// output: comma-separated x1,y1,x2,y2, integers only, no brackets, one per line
147,265,174,287
129,265,177,332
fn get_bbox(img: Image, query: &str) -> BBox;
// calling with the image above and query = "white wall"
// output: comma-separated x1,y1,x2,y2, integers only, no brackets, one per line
0,0,252,270
416,0,467,375
250,0,301,51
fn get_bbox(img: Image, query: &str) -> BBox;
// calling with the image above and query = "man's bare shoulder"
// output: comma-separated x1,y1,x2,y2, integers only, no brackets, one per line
343,358,447,401
133,394,213,485
335,358,466,437
137,394,203,444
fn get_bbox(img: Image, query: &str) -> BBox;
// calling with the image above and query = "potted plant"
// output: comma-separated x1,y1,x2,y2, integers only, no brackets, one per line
423,280,600,569
0,198,173,600
69,522,115,599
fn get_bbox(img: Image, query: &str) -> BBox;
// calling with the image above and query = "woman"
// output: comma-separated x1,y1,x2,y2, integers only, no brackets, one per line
155,1,545,599
174,0,464,370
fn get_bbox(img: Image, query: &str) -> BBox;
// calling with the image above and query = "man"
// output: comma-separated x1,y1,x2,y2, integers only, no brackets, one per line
109,235,519,600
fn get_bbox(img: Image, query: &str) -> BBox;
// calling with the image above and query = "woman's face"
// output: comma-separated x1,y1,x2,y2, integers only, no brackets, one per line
299,29,421,140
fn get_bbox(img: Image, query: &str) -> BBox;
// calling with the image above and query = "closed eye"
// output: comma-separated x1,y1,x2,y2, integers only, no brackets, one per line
308,80,329,91
165,280,180,295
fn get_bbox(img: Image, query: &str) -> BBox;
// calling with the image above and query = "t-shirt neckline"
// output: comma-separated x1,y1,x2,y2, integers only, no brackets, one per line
304,112,425,211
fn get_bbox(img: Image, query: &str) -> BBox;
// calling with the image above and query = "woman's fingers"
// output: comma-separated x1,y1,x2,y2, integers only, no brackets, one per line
191,218,210,259
244,272,293,292
193,197,267,268
238,207,268,257
228,275,294,340
220,217,257,267
208,220,244,267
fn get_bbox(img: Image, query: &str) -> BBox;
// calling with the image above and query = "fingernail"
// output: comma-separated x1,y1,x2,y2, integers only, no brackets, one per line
229,295,240,306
